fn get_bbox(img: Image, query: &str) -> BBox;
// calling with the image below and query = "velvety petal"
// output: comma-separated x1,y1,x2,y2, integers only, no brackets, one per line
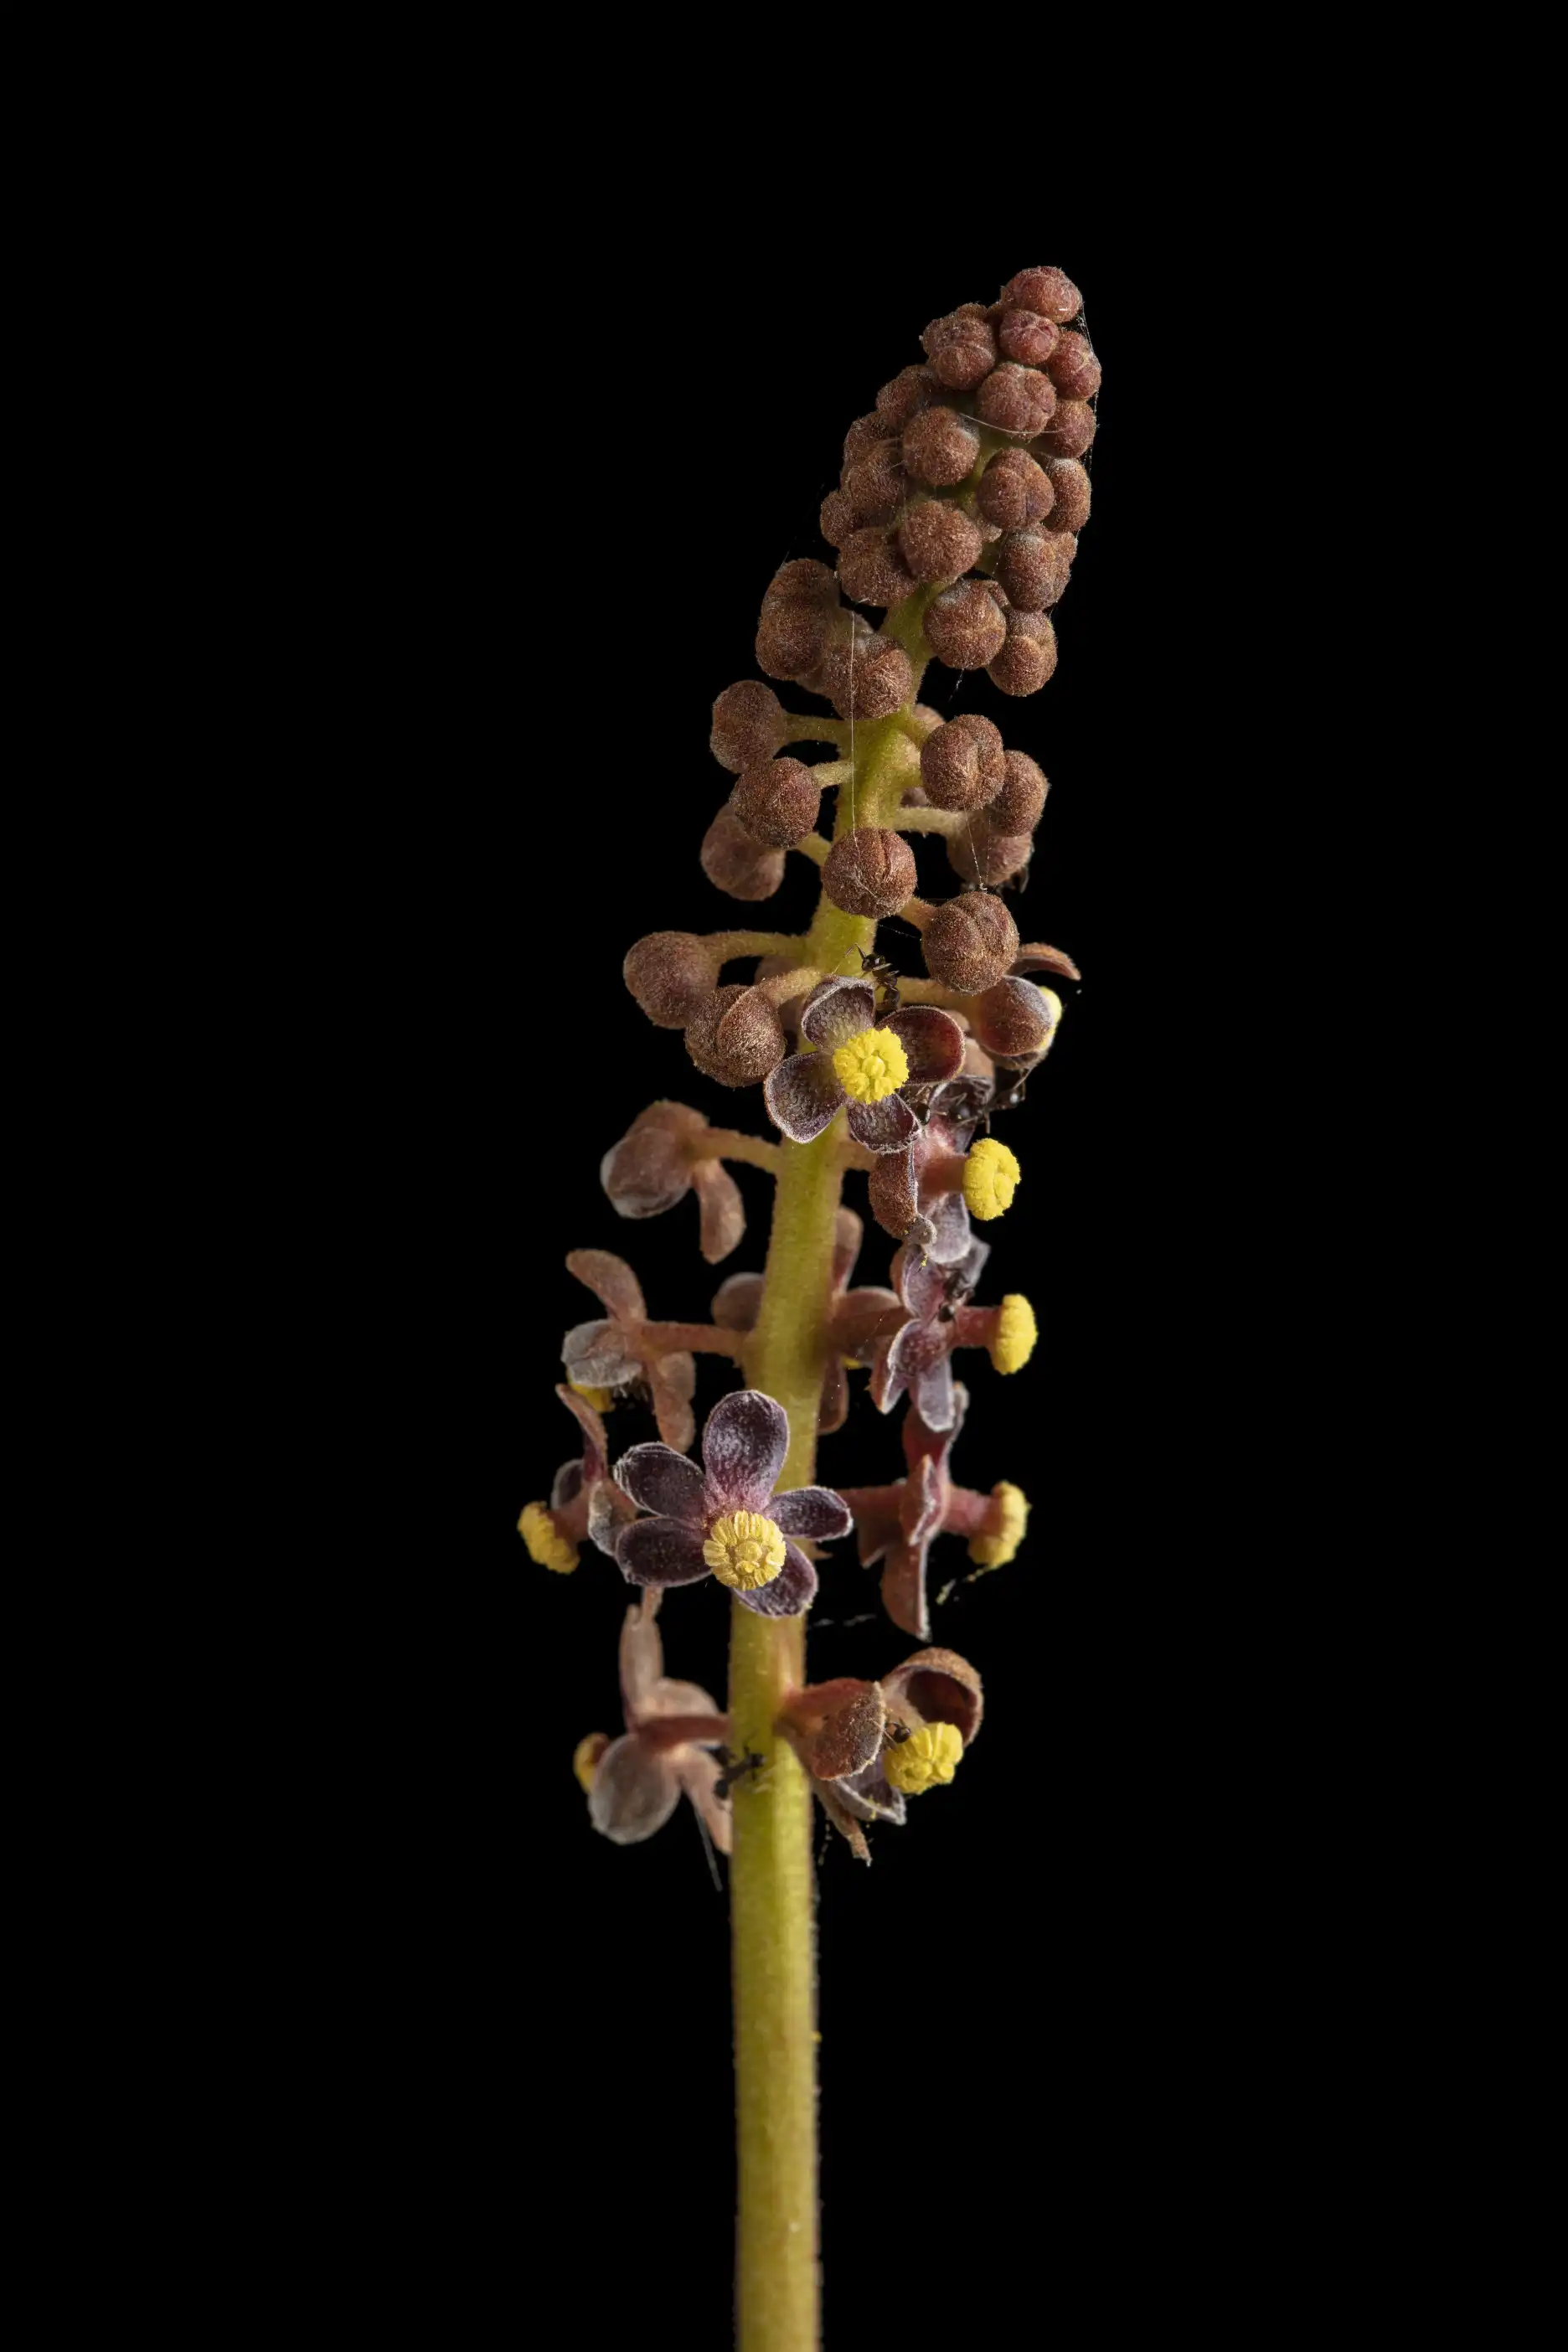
836,1756,908,1825
831,1205,864,1294
869,1323,915,1416
902,1383,967,1478
565,1247,647,1323
642,1674,724,1722
554,1383,610,1480
867,1141,920,1240
587,1731,682,1844
599,1133,693,1219
818,1354,848,1435
899,1455,946,1551
675,1746,733,1856
830,1285,905,1357
921,1189,972,1266
885,1003,967,1084
955,1236,992,1295
1012,940,1081,982
712,1271,764,1332
812,1776,872,1863
881,1647,985,1746
618,1593,665,1719
692,1160,745,1264
880,1540,931,1642
701,1389,790,1512
735,1541,818,1617
801,975,876,1049
637,1710,732,1753
851,1490,903,1568
764,1050,844,1144
847,1091,918,1153
563,1317,641,1390
614,1442,707,1524
587,1478,637,1559
780,1678,886,1779
913,1351,957,1431
549,1458,584,1511
615,1516,711,1589
895,1246,950,1323
771,1485,854,1540
649,1357,696,1453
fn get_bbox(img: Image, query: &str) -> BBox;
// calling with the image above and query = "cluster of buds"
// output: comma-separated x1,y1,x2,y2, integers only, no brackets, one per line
524,267,1100,1860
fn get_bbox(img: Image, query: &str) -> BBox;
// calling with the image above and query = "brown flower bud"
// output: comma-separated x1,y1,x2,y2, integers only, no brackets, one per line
600,1100,706,1216
1047,331,1101,401
922,892,1019,993
946,820,1033,886
921,307,998,392
756,558,839,678
813,630,911,722
997,309,1060,368
896,498,983,586
684,984,787,1088
987,608,1058,698
837,525,918,609
977,364,1057,437
919,714,1006,811
977,448,1054,531
1000,266,1082,324
822,827,917,919
923,579,1008,671
730,756,822,848
710,681,787,773
908,704,945,741
1034,399,1096,460
901,405,981,490
994,529,1075,613
1042,458,1091,534
875,364,937,427
841,440,906,526
970,977,1059,1061
624,932,721,1029
818,487,859,549
988,751,1048,835
843,412,895,467
701,805,786,900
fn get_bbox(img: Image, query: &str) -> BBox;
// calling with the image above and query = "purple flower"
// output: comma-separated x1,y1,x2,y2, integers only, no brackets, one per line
560,1247,698,1452
763,976,966,1154
865,1076,994,1264
838,1386,971,1639
867,1236,991,1431
612,1390,853,1618
578,1593,733,1850
807,1647,986,1865
518,1385,637,1574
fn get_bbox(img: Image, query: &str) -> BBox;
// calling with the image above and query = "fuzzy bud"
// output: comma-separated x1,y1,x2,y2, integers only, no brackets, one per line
1047,331,1101,401
946,821,1033,886
624,931,719,1028
701,806,786,900
977,449,1054,531
1042,459,1091,534
841,440,906,526
923,579,1008,672
922,892,1020,993
988,750,1048,835
901,406,981,490
921,307,997,392
1000,266,1082,324
600,1100,704,1216
995,529,1075,613
1034,400,1096,461
730,756,822,848
756,558,839,679
818,488,860,549
837,526,918,609
710,681,787,773
997,309,1060,368
813,630,912,721
977,364,1057,438
843,413,894,467
919,714,1006,812
875,364,937,427
970,977,1059,1062
684,984,787,1088
988,608,1058,698
822,827,916,919
897,499,983,586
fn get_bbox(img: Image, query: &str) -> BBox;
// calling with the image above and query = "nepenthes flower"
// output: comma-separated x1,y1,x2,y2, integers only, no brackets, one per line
613,1389,853,1617
777,1646,985,1865
518,1385,637,1574
837,1386,1031,1638
865,1075,1023,1261
866,1237,1039,1431
763,974,966,1153
575,1591,733,1850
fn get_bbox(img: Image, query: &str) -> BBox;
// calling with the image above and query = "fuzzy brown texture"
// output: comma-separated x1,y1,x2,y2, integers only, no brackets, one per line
977,448,1054,531
945,821,1033,886
881,1647,984,1746
921,891,1020,993
624,931,719,1028
780,1678,888,1781
997,309,1060,368
818,488,859,549
988,608,1058,697
1042,458,1091,534
1034,400,1096,461
1000,266,1081,325
977,364,1057,438
822,827,917,920
901,406,981,491
995,529,1075,614
919,714,1006,812
710,681,787,774
841,441,906,527
923,579,1008,672
701,806,786,900
756,558,839,680
970,976,1056,1060
843,413,894,467
988,750,1048,835
896,499,983,587
814,632,912,722
684,984,787,1088
875,364,937,427
730,756,822,848
837,525,918,609
1047,331,1101,401
921,307,997,393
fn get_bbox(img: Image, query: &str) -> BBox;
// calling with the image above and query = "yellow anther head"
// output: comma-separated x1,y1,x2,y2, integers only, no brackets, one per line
968,1480,1030,1568
883,1720,964,1794
990,1293,1038,1375
962,1137,1022,1221
833,1024,909,1104
703,1509,787,1591
519,1501,579,1574
569,1380,615,1413
573,1734,607,1792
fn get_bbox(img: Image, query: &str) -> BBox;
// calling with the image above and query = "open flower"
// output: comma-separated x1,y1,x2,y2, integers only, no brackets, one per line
763,975,966,1153
791,1647,985,1864
560,1248,702,1451
575,1592,734,1850
710,1207,900,1435
838,1388,1032,1638
613,1390,853,1618
867,1075,1022,1261
519,1385,637,1572
867,1237,1039,1431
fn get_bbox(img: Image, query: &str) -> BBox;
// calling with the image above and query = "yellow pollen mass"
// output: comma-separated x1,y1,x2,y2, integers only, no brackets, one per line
569,1380,615,1413
703,1509,787,1591
883,1720,964,1794
833,1024,909,1104
519,1501,579,1574
962,1137,1022,1220
968,1480,1030,1568
573,1735,606,1792
990,1293,1038,1375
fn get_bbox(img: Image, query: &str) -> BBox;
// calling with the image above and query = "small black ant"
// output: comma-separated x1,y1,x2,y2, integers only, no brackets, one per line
857,946,903,1019
710,1746,766,1802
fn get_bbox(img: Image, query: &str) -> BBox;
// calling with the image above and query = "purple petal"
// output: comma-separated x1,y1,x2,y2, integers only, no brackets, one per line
712,1270,765,1332
902,1383,967,1477
847,1091,917,1153
818,1355,848,1435
869,1326,913,1416
693,1161,745,1263
562,1317,641,1389
734,1541,818,1617
614,1442,706,1524
922,1189,973,1266
764,1050,845,1144
835,1756,908,1825
615,1517,712,1588
771,1485,854,1540
549,1458,584,1510
880,1538,931,1642
701,1389,790,1511
618,1595,665,1717
831,1205,864,1292
650,1359,696,1454
565,1247,646,1323
914,1353,957,1431
956,1236,992,1294
587,1732,682,1844
885,1004,967,1085
554,1383,610,1480
587,1478,637,1559
674,1746,733,1855
897,1250,951,1323
801,976,877,1049
900,1455,946,1551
